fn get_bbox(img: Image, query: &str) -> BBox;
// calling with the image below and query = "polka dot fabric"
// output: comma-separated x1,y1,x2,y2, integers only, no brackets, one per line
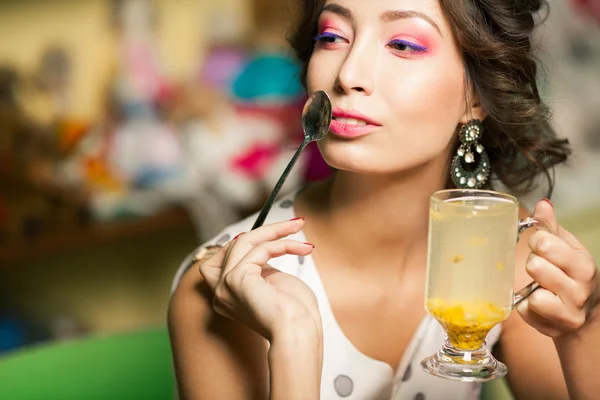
171,191,502,399
334,375,354,397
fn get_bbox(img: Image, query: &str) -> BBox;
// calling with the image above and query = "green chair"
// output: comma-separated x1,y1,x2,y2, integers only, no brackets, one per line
0,325,513,400
0,327,174,400
0,326,515,400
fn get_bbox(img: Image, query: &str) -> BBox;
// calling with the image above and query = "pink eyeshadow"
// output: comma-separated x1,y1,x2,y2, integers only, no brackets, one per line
388,20,438,50
394,34,435,52
318,17,339,33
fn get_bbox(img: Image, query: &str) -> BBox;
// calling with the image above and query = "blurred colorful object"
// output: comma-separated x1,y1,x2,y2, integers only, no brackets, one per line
231,54,305,105
56,119,91,155
0,316,26,353
229,141,281,180
198,46,248,91
83,157,124,193
571,0,600,21
116,0,169,116
229,52,332,186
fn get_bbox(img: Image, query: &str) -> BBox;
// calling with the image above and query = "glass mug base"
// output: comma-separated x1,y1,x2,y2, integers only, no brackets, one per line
420,340,507,382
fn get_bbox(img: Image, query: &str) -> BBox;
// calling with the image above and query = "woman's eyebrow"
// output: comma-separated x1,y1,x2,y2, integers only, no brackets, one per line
321,3,355,24
381,10,442,37
321,3,442,37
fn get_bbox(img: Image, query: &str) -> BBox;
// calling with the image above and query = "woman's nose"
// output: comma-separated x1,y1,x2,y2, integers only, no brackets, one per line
335,42,376,96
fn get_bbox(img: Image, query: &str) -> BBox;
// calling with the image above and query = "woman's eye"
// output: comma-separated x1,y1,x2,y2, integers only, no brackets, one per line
388,39,427,53
314,32,345,44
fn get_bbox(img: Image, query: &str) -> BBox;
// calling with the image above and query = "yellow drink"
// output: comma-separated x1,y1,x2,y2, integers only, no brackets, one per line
427,299,508,350
425,195,518,350
421,189,529,382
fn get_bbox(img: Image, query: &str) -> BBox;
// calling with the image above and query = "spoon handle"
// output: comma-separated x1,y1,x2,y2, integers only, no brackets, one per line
251,140,309,230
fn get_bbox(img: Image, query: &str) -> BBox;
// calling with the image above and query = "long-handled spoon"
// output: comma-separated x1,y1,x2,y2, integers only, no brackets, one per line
251,90,332,230
191,91,332,266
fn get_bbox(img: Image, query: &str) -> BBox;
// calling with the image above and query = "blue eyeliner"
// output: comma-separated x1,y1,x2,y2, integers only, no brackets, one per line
389,39,427,52
314,33,427,54
314,32,343,42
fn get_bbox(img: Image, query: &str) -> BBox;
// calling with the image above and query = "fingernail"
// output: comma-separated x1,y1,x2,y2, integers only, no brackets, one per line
291,217,305,222
304,242,315,248
233,232,244,240
541,198,553,208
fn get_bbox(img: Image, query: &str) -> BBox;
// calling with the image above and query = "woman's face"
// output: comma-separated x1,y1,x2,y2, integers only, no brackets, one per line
307,0,473,175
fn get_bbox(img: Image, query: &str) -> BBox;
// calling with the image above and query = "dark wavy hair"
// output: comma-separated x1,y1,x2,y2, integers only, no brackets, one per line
287,0,571,197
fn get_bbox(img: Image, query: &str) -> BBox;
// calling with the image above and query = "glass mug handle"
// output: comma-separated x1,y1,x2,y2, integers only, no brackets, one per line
513,217,542,306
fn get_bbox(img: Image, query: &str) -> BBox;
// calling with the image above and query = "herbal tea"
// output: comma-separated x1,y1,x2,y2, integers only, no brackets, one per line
421,190,537,382
425,196,518,350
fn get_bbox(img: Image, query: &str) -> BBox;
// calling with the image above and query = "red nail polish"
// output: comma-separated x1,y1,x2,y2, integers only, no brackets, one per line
233,232,244,240
541,198,553,208
291,217,305,222
304,242,315,248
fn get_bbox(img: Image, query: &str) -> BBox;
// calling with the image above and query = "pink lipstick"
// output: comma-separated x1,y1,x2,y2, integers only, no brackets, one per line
330,108,381,138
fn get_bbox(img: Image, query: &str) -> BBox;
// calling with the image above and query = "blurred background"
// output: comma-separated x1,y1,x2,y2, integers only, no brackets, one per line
0,0,598,398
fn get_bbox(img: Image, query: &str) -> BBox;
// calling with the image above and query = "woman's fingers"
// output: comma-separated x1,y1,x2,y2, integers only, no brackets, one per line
222,218,305,275
533,199,585,250
198,217,308,297
198,242,233,291
528,228,597,314
222,239,315,293
528,230,591,282
516,294,564,338
525,252,582,307
193,245,223,263
517,287,586,334
211,239,315,333
522,200,599,337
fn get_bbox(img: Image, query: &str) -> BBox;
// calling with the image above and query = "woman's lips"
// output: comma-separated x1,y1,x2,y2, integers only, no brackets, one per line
330,108,381,138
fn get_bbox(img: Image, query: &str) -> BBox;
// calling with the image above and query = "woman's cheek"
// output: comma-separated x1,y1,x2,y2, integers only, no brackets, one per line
306,51,339,92
306,58,318,92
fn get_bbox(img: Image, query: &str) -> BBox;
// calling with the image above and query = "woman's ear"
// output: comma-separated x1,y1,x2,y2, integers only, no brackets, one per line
459,99,488,124
460,76,488,123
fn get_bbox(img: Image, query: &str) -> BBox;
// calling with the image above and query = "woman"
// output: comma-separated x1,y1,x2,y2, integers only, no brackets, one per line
168,0,599,399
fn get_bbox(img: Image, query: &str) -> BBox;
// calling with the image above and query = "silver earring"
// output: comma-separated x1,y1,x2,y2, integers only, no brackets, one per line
451,119,490,189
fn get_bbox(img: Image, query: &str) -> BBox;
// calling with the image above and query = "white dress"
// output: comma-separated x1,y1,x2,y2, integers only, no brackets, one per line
171,191,502,400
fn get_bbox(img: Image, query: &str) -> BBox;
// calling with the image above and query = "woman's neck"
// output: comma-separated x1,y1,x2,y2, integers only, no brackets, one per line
299,158,450,278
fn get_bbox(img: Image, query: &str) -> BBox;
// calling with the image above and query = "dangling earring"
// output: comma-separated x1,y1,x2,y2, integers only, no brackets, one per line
451,119,490,189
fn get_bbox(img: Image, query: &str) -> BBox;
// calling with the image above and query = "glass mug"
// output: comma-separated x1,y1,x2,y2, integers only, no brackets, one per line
420,189,544,382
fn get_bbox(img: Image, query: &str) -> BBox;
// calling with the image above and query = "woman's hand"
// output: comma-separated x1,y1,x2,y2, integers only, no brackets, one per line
517,199,599,338
197,217,322,341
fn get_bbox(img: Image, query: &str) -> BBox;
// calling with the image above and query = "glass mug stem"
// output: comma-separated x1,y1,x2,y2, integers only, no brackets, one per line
514,217,542,306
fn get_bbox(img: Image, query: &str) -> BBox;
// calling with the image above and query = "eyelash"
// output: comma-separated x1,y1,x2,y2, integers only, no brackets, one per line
313,32,427,54
388,39,427,54
313,32,345,44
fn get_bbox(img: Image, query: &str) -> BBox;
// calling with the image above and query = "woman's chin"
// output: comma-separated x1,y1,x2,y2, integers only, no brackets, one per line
319,149,370,174
320,153,395,175
317,135,454,177
319,148,449,179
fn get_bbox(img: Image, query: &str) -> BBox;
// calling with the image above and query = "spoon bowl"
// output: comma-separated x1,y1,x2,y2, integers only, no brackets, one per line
302,91,332,142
